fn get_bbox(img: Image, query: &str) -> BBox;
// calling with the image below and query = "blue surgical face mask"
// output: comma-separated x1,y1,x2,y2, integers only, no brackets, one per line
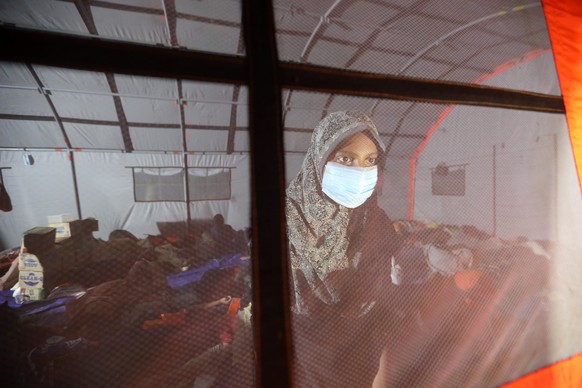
321,162,378,208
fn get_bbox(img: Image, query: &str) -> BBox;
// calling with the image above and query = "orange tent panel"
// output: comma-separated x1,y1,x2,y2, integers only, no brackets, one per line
501,352,582,388
543,0,582,193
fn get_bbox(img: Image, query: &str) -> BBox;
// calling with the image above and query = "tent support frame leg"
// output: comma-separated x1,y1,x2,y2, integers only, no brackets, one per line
69,151,83,220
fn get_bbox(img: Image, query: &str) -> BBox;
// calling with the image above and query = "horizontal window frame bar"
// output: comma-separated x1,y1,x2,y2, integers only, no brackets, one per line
0,25,564,113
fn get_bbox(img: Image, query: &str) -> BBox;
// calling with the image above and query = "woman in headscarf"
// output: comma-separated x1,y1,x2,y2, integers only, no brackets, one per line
286,111,402,387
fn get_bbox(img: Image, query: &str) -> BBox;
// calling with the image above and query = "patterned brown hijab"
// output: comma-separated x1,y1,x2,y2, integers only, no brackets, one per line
286,111,386,314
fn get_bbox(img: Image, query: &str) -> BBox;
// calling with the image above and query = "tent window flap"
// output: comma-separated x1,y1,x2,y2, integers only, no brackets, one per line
188,168,231,201
132,167,232,202
431,163,466,196
133,167,185,202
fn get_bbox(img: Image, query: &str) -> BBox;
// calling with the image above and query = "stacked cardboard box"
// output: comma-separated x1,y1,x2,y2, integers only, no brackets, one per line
17,252,44,301
23,227,56,255
48,216,99,242
48,214,74,241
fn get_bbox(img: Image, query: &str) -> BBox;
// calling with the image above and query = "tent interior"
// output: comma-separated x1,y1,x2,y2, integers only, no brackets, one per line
1,0,582,387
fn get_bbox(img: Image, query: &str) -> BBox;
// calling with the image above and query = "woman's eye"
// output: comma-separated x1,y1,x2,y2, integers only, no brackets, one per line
366,157,377,166
335,155,352,165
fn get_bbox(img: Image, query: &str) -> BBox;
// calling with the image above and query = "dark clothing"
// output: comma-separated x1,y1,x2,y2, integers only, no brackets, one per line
211,223,240,256
286,112,402,387
290,203,401,388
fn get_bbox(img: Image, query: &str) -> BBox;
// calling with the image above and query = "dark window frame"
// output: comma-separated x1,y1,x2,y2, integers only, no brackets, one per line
0,3,566,386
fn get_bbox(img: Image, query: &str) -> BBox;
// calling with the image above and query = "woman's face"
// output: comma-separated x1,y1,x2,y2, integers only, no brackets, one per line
328,132,379,167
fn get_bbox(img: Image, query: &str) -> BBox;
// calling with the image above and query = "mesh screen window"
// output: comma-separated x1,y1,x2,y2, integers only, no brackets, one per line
431,164,466,196
283,91,581,387
2,1,582,388
188,168,232,201
0,64,254,386
133,167,185,202
133,167,232,202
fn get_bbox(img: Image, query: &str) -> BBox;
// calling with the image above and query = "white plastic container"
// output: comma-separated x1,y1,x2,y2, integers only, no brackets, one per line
47,214,74,224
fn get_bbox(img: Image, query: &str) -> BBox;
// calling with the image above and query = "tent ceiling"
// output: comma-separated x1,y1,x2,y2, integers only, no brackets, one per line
0,0,562,158
275,0,552,85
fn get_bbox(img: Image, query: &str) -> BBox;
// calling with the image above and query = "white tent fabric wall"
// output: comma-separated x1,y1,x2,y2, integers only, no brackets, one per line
413,52,582,253
0,151,78,248
74,152,186,241
377,158,411,220
414,107,576,242
188,153,251,230
0,151,251,249
0,60,252,249
283,153,305,186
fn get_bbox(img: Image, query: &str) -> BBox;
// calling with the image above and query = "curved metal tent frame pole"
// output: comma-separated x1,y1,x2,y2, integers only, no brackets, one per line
397,3,541,75
281,0,343,124
370,3,543,115
406,49,554,221
279,1,547,164
22,63,84,220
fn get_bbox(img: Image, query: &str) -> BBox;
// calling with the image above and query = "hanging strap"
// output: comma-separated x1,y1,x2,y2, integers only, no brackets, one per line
0,183,12,212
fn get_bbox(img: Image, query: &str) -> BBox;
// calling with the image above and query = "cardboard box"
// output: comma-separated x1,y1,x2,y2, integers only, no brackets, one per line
49,222,71,241
18,253,44,272
70,218,99,235
23,227,56,254
19,271,44,288
23,287,44,301
50,218,99,242
17,253,44,301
